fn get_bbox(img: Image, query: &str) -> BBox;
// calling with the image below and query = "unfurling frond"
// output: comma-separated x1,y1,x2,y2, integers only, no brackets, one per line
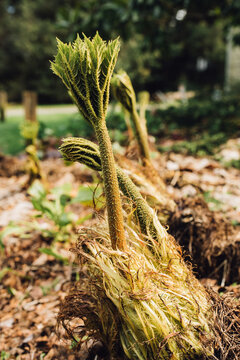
59,137,101,171
111,70,136,113
51,33,120,126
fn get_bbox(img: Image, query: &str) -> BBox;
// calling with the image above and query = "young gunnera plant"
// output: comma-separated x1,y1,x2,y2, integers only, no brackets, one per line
52,33,216,360
51,32,125,251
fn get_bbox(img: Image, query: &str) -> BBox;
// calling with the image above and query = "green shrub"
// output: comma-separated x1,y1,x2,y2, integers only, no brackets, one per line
147,95,240,137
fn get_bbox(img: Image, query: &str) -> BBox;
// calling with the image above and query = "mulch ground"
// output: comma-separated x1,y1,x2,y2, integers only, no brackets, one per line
0,139,239,359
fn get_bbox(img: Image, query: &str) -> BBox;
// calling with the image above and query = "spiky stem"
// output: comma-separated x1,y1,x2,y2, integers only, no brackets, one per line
123,107,134,141
132,106,151,162
139,90,150,139
116,166,156,236
94,121,126,250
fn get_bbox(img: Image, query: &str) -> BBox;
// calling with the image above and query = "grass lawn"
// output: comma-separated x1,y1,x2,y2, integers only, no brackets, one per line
0,112,94,155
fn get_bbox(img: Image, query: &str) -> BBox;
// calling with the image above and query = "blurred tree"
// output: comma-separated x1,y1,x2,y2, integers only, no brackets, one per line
1,0,240,102
56,0,240,92
0,0,68,102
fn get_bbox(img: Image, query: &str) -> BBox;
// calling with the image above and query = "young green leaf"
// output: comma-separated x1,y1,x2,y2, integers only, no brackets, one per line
51,33,120,126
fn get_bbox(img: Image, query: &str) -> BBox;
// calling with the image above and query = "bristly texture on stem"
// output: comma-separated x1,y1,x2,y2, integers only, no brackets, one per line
60,137,154,237
138,91,150,135
60,137,102,171
59,138,176,248
51,33,126,251
112,70,151,162
51,32,120,127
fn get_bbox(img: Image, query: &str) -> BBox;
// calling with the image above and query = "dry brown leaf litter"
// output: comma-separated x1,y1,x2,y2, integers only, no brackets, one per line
0,139,239,359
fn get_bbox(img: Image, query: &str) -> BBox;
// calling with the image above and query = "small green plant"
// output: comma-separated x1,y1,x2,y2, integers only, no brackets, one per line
0,180,96,254
0,351,10,360
28,180,76,242
0,183,74,253
20,119,39,145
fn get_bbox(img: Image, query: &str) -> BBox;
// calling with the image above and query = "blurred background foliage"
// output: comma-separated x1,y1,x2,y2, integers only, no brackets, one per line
1,0,240,102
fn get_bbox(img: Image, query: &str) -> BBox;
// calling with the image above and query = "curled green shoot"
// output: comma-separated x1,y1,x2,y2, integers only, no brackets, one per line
112,71,151,163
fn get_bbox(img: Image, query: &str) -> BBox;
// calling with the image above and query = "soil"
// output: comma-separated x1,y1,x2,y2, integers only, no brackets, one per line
169,196,240,285
0,139,239,359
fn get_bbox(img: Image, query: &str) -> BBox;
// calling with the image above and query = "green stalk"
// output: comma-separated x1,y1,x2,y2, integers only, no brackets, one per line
132,106,151,162
94,120,126,250
116,166,159,238
123,107,134,141
138,90,150,140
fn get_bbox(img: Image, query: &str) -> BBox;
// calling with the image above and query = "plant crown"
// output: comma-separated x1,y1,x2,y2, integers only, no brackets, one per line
51,32,120,127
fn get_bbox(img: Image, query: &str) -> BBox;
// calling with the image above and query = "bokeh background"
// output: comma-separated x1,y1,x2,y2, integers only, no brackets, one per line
0,0,240,159
1,0,240,101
